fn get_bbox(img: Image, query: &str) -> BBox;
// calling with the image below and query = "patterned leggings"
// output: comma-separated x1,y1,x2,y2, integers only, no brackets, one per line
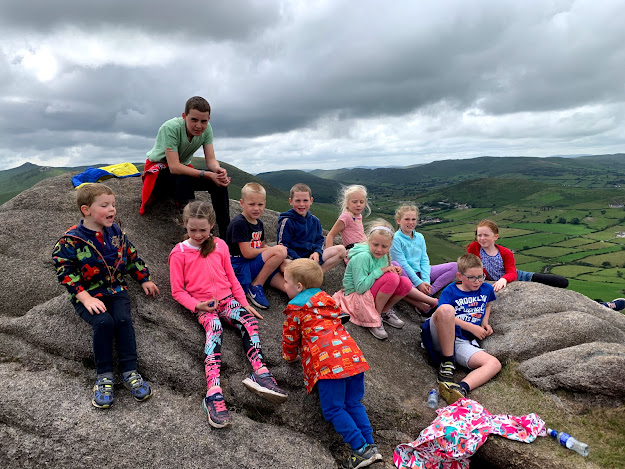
197,296,266,393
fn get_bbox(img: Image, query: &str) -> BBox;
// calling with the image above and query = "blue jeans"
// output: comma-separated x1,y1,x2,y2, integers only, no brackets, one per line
516,269,534,282
75,290,137,375
317,373,374,449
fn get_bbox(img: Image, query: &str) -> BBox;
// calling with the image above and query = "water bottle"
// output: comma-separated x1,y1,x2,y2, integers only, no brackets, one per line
546,428,589,457
427,388,439,408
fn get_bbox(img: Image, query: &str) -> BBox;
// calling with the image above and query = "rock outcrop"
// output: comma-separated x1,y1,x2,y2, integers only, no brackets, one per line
1,174,620,468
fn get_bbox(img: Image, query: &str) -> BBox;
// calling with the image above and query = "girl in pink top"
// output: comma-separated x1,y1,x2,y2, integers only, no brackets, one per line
326,185,370,262
168,201,287,429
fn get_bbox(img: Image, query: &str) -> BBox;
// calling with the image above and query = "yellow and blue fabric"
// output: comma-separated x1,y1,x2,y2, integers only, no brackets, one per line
72,163,141,189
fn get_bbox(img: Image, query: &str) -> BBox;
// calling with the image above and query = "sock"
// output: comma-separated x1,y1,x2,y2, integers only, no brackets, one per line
442,355,454,365
458,381,470,395
354,442,367,453
97,372,114,380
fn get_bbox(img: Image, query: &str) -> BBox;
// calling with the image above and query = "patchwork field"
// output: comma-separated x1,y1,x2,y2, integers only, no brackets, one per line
420,205,625,301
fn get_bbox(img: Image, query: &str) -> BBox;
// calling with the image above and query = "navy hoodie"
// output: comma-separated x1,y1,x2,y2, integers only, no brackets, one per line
276,209,324,260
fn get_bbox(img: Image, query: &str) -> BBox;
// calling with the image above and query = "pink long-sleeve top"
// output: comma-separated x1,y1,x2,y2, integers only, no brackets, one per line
168,238,249,312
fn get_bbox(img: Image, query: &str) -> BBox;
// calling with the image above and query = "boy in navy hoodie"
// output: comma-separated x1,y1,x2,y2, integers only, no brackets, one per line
276,183,346,273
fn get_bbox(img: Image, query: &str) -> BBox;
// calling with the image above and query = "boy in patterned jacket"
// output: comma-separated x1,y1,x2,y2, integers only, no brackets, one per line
52,183,159,409
281,258,382,469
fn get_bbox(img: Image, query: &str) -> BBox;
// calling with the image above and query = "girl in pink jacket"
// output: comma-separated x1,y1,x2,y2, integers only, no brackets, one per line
169,201,287,429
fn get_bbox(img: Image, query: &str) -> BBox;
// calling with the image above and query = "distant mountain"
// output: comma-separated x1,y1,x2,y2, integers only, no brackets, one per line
0,161,342,228
0,162,95,205
306,154,625,198
418,177,624,209
256,169,343,204
4,154,625,224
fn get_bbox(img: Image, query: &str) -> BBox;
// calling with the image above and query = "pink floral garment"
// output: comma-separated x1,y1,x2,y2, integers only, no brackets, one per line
393,398,546,469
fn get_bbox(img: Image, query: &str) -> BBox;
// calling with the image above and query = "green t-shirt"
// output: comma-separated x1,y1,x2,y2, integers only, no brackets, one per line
146,117,213,165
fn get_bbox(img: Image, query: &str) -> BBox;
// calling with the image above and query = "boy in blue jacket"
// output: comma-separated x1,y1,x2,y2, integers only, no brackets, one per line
52,183,159,408
276,183,345,273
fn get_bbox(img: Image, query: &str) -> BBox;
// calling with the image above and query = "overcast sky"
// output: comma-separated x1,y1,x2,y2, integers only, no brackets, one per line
1,0,624,174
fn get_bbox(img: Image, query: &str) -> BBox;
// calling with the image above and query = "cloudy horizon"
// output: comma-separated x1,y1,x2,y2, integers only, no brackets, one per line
1,0,624,173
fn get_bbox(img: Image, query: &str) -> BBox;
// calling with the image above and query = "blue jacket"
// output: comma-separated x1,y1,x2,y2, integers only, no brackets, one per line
276,209,324,260
390,229,430,286
52,222,151,304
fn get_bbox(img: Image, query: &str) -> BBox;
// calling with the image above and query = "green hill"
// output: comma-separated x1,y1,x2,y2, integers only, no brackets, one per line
418,177,625,209
256,169,343,204
0,162,93,205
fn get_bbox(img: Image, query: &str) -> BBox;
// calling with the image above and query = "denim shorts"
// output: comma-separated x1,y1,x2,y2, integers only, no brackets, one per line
230,253,278,286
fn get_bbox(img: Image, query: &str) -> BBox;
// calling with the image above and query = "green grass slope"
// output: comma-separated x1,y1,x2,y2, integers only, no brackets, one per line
256,169,343,204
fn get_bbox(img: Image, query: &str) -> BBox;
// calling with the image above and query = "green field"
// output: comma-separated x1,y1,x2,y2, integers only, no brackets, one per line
422,205,625,302
507,222,594,235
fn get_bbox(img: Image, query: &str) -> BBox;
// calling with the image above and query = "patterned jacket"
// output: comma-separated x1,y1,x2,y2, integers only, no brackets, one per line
282,289,369,393
52,222,151,304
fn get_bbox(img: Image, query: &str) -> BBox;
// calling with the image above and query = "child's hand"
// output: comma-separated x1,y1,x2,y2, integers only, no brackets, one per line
82,295,107,315
196,299,218,312
470,323,489,340
482,323,493,336
383,265,402,275
309,252,320,263
142,281,160,297
245,305,264,320
417,282,431,295
493,278,507,292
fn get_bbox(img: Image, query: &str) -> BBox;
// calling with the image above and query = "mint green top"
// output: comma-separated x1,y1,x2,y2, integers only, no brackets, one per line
146,117,213,165
342,242,388,295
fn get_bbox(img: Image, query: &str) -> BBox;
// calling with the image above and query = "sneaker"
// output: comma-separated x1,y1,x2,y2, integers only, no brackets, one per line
203,393,232,428
122,371,152,402
382,310,404,329
416,305,434,317
246,284,270,309
438,381,467,405
437,361,455,383
338,312,351,324
347,443,383,468
92,376,114,408
368,324,388,340
242,371,288,403
604,298,625,311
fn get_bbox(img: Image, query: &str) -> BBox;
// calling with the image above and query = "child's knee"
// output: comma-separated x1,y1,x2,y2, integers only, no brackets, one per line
325,245,346,259
433,304,454,321
269,244,288,259
490,356,502,373
397,277,412,296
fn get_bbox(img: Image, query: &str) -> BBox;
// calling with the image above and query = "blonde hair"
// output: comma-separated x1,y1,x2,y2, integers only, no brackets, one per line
182,201,216,257
285,258,324,290
77,183,114,214
457,253,483,274
241,182,266,200
289,183,312,199
365,218,394,266
338,185,371,217
394,204,419,225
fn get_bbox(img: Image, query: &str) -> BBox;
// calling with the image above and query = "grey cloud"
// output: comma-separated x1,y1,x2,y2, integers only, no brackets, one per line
0,0,280,40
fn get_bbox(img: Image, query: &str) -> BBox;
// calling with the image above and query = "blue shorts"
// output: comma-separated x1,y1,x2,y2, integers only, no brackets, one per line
230,253,279,287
